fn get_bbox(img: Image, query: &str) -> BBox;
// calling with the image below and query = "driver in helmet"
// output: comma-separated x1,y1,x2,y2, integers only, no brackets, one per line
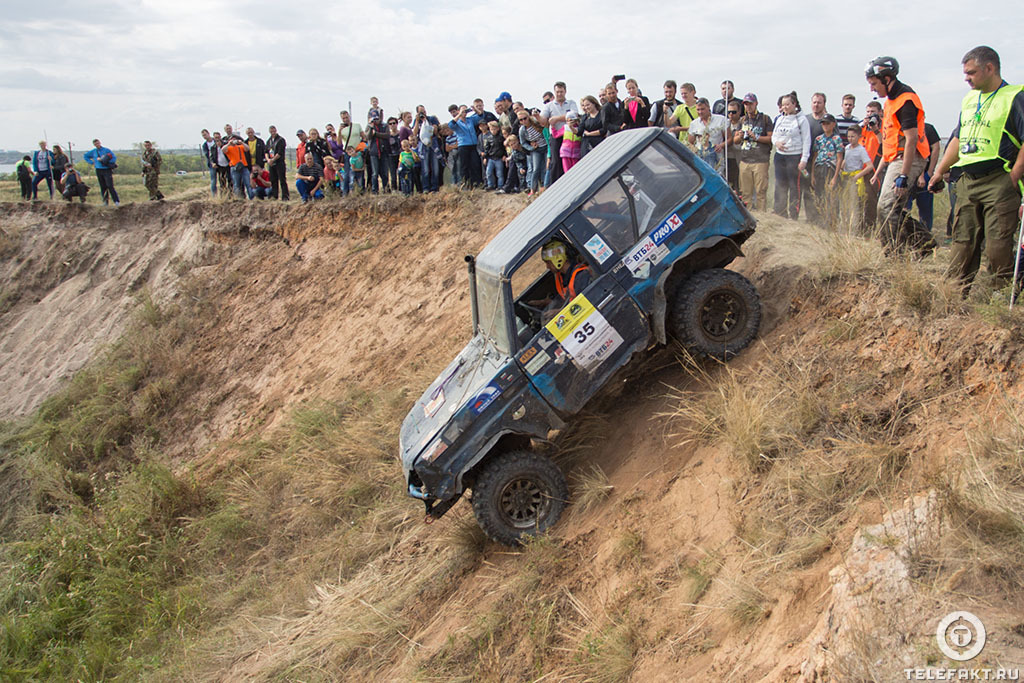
528,239,591,315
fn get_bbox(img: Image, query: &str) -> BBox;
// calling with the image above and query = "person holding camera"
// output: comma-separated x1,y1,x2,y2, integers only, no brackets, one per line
929,45,1024,294
734,93,774,211
859,101,884,227
61,163,89,203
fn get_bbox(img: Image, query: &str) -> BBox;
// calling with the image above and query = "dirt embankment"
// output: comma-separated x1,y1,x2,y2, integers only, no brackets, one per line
0,196,522,452
3,198,1023,680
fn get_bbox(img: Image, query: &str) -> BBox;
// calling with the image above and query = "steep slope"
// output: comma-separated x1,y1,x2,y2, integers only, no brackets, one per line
2,198,1023,681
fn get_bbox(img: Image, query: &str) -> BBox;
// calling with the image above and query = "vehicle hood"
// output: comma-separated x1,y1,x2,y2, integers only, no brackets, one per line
399,334,510,470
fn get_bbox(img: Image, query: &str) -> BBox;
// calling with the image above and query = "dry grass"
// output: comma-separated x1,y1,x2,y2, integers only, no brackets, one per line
681,555,719,604
884,256,963,317
572,463,614,514
719,575,772,627
446,512,489,556
564,589,638,683
665,357,829,473
812,229,886,280
613,529,645,569
940,402,1024,590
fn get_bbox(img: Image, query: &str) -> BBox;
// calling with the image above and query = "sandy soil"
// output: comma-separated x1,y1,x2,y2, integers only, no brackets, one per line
3,197,1023,680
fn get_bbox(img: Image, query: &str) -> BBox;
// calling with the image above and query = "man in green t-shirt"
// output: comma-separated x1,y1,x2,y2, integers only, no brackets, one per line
668,82,699,147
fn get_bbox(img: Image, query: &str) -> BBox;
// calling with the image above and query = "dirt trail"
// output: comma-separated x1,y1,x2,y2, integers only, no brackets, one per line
3,198,1023,680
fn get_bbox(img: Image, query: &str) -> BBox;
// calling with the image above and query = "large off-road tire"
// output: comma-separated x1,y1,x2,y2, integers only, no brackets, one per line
471,450,568,546
669,268,761,360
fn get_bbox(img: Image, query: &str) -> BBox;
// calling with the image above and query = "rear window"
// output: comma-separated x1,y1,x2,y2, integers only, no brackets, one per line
574,140,702,255
624,141,701,236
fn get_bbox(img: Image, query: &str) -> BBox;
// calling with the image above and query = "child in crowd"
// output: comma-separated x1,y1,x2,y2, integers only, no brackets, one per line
368,96,383,125
322,157,339,196
503,134,527,194
840,124,875,231
398,140,416,196
560,111,582,173
808,114,845,228
347,145,366,193
482,121,506,190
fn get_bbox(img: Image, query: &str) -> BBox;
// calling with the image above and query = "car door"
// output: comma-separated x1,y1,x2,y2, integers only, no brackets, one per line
513,223,649,416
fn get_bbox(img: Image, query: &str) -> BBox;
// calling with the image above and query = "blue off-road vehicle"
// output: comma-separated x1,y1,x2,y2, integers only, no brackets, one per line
400,128,760,545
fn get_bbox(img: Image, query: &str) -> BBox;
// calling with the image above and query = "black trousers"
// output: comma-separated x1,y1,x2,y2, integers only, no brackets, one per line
457,146,482,187
269,162,289,199
547,135,564,185
64,184,88,203
95,168,119,204
19,176,32,199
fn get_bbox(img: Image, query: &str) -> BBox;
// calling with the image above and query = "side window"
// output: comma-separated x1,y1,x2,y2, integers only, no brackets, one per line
576,178,636,253
624,141,702,236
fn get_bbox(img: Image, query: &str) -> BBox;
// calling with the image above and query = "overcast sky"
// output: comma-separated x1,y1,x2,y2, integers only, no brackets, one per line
2,1,1022,152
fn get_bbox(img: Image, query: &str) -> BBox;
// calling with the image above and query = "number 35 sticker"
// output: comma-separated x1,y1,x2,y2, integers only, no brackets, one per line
545,295,624,371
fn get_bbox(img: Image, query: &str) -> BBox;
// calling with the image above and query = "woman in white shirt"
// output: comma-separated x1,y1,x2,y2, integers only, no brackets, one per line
771,92,811,219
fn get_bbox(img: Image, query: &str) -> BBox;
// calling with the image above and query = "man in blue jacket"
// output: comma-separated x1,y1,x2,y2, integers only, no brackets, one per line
448,104,482,188
31,140,56,200
83,139,120,206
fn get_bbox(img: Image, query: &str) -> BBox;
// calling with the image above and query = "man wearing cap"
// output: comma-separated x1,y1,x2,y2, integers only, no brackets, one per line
929,45,1024,293
866,56,931,251
265,125,289,200
734,93,774,211
809,114,845,226
495,92,516,134
141,140,164,201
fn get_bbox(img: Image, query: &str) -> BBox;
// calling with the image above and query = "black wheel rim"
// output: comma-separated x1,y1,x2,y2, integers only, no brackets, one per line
700,290,747,342
498,476,552,530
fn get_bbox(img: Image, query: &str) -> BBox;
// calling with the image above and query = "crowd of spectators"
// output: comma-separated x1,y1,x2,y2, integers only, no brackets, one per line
13,75,932,237
189,76,903,238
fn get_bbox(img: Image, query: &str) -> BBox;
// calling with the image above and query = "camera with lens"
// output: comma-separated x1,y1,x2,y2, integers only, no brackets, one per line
865,113,881,131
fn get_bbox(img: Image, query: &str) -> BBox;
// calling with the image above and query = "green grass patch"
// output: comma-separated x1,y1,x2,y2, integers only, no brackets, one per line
0,292,211,680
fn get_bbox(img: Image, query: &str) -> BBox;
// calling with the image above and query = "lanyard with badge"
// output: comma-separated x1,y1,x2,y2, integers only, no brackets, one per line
961,80,1006,155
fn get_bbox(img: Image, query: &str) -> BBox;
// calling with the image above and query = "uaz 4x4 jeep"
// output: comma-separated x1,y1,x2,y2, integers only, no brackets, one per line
400,128,760,545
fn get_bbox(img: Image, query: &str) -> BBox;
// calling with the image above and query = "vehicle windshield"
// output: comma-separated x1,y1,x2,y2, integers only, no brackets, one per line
476,269,511,355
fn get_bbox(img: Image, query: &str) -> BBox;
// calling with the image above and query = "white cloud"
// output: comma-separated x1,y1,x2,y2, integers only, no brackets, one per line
1,0,1023,150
